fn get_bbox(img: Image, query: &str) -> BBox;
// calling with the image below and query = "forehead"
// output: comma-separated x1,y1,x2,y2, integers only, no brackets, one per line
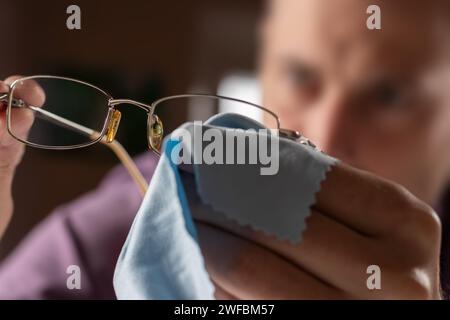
265,0,447,81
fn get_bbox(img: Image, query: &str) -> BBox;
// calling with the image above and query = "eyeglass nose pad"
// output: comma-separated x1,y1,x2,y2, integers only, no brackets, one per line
106,109,122,143
147,114,163,152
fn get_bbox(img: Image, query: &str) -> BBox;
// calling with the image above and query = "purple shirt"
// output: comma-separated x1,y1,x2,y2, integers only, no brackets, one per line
0,153,158,299
0,152,449,299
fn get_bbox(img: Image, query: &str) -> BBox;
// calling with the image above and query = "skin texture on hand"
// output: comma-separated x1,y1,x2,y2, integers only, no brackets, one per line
195,163,442,300
0,169,14,239
0,76,45,239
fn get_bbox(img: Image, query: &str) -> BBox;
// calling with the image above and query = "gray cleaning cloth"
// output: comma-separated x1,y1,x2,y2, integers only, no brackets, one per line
171,114,338,244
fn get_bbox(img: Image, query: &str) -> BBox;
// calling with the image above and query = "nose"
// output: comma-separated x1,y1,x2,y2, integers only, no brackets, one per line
302,89,356,161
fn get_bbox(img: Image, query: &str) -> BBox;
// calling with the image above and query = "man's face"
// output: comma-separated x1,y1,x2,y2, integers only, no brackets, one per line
260,0,450,203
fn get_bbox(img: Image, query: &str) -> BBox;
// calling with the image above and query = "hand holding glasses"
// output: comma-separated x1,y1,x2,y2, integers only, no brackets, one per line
0,75,308,196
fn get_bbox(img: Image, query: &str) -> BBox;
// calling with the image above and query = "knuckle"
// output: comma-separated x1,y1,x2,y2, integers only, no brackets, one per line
4,75,23,85
0,81,8,92
401,201,441,244
385,182,415,213
415,205,441,236
383,182,441,238
378,183,441,269
374,182,414,232
385,269,436,299
399,280,433,299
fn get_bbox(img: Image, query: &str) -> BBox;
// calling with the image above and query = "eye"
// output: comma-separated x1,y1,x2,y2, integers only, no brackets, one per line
372,82,406,109
285,66,315,89
281,64,320,102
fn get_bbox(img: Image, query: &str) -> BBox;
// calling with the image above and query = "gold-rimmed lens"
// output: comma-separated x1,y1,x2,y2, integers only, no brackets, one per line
148,95,279,152
8,76,111,148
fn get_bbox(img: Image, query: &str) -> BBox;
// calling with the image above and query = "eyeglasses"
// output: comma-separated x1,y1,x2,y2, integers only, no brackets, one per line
0,75,308,196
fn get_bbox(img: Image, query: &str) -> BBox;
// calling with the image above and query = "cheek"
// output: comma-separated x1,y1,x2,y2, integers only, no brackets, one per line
360,133,420,172
354,118,446,199
262,83,308,132
418,110,450,191
262,69,303,119
426,109,450,169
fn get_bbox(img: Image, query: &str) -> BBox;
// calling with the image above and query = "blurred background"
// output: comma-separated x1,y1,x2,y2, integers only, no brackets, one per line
0,0,264,258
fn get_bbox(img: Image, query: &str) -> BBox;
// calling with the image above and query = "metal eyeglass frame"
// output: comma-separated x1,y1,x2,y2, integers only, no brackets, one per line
0,75,307,197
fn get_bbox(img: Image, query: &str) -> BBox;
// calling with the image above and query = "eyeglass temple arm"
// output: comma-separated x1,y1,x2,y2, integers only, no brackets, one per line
1,94,148,197
93,132,149,198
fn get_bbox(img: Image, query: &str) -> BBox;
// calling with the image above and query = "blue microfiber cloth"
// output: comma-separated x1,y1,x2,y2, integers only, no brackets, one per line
113,113,337,299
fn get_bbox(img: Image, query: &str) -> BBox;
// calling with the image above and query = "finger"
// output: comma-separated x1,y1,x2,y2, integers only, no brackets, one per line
0,81,9,111
0,81,8,92
5,76,46,107
1,76,46,142
314,162,415,236
216,210,384,298
212,281,238,300
0,81,13,144
197,222,347,299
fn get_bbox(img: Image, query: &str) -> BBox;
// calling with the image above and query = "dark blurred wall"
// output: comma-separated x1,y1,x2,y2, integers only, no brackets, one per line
0,0,263,258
